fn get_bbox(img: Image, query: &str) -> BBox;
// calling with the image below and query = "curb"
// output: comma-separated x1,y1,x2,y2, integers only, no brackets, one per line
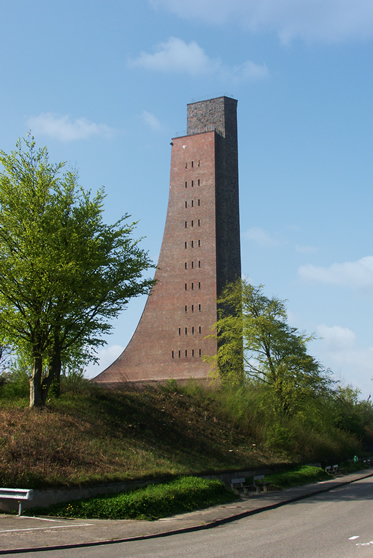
1,471,373,555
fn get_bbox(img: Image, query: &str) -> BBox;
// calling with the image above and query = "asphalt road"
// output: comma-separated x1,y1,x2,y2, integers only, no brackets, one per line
3,475,373,558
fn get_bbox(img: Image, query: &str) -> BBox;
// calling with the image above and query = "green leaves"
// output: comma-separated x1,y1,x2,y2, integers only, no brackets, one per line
0,136,155,406
211,279,333,415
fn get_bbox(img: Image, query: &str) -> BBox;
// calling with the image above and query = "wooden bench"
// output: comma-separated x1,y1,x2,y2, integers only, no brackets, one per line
0,488,33,516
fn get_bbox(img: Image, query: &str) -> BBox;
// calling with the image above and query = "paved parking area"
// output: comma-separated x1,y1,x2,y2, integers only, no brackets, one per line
0,516,93,533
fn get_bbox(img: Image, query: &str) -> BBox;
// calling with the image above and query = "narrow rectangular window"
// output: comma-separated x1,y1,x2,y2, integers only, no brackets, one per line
185,327,187,335
179,327,181,335
185,221,187,228
185,283,187,291
191,220,194,227
192,326,195,334
185,262,187,269
198,261,201,268
185,350,188,357
191,305,194,312
191,161,194,168
191,240,194,248
191,283,194,290
185,163,187,169
199,349,202,357
198,282,201,289
198,199,200,206
198,160,200,167
185,241,187,249
199,326,202,334
191,261,194,269
185,201,187,208
198,219,201,226
178,350,181,358
199,304,201,312
185,181,187,188
198,179,200,185
192,349,195,357
191,200,194,207
191,180,194,187
185,305,187,312
172,351,174,359
198,239,201,247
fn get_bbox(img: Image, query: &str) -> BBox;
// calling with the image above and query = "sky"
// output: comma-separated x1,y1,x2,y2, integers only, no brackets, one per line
1,0,373,397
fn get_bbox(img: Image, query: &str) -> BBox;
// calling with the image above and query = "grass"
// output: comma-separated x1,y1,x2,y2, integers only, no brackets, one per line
264,465,332,489
25,476,237,520
0,379,368,490
0,381,287,489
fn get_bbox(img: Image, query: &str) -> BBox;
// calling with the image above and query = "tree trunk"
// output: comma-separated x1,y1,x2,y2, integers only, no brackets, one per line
30,355,43,408
41,339,62,404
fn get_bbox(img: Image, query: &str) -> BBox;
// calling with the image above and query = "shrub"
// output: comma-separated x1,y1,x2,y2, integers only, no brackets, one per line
27,476,237,520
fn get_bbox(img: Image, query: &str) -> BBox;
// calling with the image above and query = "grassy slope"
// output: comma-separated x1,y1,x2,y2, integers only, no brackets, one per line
1,379,367,490
0,382,286,489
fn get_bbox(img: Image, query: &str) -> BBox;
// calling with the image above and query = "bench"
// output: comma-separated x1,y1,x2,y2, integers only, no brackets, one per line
250,475,273,494
231,478,247,494
0,488,33,516
231,475,273,495
325,464,343,476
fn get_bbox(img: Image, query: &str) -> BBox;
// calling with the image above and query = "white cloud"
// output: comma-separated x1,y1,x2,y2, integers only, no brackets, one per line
129,37,217,76
315,324,373,394
84,345,124,379
141,110,162,131
151,0,373,44
129,37,268,81
298,256,373,288
317,324,356,351
27,113,115,142
243,227,280,247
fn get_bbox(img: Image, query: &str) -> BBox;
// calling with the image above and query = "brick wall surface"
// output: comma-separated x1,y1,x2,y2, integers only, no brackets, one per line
94,97,241,384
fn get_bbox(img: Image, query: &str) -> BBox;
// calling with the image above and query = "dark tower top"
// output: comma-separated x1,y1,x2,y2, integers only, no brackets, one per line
187,96,238,142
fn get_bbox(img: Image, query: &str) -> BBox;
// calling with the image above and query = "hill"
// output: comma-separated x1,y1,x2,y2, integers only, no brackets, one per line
0,378,369,489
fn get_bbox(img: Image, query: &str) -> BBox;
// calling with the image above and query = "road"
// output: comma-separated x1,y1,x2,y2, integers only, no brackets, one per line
2,476,373,557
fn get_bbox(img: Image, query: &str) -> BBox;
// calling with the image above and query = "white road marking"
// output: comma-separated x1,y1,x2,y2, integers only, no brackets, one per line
0,523,93,533
356,541,373,547
19,516,61,522
349,536,359,540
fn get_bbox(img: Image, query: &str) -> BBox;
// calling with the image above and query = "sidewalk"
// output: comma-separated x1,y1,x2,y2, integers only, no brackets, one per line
0,469,372,554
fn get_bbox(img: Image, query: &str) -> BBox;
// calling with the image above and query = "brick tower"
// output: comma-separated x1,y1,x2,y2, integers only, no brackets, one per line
94,96,241,384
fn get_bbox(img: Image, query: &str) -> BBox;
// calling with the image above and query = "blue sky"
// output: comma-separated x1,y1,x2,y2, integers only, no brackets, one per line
1,0,373,396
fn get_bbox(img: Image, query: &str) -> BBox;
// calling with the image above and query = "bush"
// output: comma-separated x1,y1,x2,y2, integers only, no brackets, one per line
27,476,237,520
0,369,29,401
265,465,331,489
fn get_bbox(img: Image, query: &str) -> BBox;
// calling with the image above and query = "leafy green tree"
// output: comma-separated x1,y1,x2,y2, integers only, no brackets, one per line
0,136,154,407
211,279,333,414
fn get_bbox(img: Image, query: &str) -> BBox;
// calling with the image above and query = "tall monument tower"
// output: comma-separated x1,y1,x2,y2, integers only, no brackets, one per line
94,96,241,384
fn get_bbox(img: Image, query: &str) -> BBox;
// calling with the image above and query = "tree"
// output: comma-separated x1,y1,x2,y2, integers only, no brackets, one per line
0,136,155,407
211,279,333,414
